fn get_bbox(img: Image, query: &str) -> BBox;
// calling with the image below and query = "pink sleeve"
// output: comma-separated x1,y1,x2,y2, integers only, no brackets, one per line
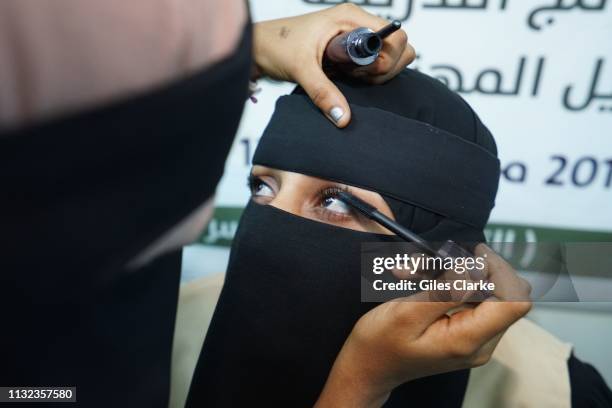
0,0,247,129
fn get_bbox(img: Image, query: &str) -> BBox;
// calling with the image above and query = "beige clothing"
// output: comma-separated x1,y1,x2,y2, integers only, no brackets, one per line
171,273,225,408
172,273,573,408
462,317,572,408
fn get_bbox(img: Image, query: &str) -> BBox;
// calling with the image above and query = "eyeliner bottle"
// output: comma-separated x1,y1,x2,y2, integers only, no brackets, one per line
324,20,402,67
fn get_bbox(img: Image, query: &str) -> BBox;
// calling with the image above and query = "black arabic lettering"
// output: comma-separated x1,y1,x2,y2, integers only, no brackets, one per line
473,57,525,95
563,58,612,112
531,57,546,97
528,0,608,31
428,57,544,97
423,0,508,10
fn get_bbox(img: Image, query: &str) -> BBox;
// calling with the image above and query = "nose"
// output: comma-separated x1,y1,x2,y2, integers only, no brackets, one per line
269,188,303,216
266,173,311,217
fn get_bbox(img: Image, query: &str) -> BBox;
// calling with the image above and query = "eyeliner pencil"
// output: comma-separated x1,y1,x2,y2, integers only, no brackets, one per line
374,20,402,39
337,191,439,256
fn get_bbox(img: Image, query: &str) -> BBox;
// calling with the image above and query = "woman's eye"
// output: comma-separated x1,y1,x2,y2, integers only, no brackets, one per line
322,196,350,214
252,179,275,198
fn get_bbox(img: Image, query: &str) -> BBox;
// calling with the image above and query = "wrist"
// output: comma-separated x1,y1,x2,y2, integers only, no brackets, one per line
252,21,271,80
315,340,392,408
250,60,263,81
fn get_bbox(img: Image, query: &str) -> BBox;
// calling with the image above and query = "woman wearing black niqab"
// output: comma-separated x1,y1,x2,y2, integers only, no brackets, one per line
187,69,612,407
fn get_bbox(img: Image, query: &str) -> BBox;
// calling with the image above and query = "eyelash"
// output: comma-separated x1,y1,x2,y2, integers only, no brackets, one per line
317,185,349,204
248,175,355,222
316,186,355,222
247,174,261,192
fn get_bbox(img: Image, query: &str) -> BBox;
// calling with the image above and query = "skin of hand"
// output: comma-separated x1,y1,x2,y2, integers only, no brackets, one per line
253,3,415,128
314,244,532,408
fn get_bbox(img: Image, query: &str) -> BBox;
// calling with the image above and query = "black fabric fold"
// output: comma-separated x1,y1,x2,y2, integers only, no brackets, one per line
254,95,499,229
568,354,612,408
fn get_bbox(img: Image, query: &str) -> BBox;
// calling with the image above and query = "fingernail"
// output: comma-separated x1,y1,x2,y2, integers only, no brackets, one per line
329,106,344,123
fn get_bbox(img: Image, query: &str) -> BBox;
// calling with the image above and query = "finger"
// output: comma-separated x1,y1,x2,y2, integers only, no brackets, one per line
389,289,470,334
363,29,410,79
350,30,411,82
470,331,504,367
474,244,532,301
367,43,415,85
390,264,419,280
294,64,352,128
443,297,531,354
351,30,406,77
389,252,427,280
402,253,483,303
390,302,461,337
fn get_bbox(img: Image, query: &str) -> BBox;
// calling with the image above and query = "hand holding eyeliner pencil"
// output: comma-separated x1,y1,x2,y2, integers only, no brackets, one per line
338,190,491,284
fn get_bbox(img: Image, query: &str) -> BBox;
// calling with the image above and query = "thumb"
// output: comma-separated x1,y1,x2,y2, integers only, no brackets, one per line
294,66,352,128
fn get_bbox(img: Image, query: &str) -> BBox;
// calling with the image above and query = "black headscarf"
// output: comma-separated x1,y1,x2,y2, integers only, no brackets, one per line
256,68,500,242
